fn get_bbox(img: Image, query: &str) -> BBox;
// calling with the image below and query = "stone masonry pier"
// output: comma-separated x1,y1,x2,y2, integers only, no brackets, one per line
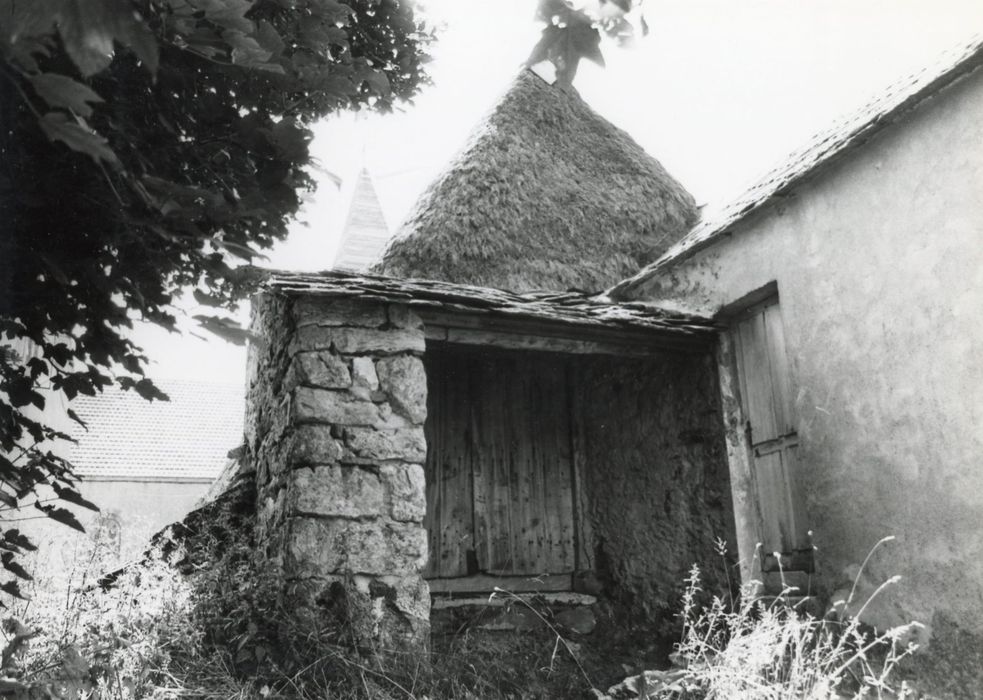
245,293,430,651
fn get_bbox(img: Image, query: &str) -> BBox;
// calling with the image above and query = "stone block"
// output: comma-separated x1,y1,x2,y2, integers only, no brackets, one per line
334,327,426,355
291,326,425,355
554,607,597,635
286,466,383,518
286,574,430,651
375,402,414,429
292,298,387,328
286,351,351,390
293,387,380,426
381,463,426,523
345,426,426,462
288,424,343,466
351,356,379,399
387,304,424,330
376,355,428,424
285,517,428,576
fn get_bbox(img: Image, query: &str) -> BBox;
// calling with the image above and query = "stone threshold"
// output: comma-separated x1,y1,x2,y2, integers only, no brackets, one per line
431,592,597,610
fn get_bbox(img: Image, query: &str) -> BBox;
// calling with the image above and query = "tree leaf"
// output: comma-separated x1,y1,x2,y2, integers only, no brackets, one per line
271,119,312,162
225,30,273,67
39,112,119,165
192,288,227,308
0,490,16,509
35,503,86,533
56,0,159,77
118,377,169,402
1,530,37,554
30,73,103,117
0,579,26,600
193,315,257,347
52,483,99,512
1,553,32,581
363,70,391,97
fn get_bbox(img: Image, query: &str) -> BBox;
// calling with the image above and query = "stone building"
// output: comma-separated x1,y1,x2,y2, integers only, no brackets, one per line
235,37,983,692
240,67,734,649
245,273,733,648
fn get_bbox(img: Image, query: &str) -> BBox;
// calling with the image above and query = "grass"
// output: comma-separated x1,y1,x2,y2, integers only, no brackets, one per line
1,502,922,699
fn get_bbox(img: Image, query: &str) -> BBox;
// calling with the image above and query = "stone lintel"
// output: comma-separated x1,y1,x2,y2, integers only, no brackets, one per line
292,298,387,329
290,326,425,356
387,304,424,330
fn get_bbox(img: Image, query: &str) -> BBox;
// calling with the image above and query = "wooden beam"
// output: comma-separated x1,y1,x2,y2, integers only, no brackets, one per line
426,573,572,594
424,324,704,357
418,310,713,355
567,366,595,573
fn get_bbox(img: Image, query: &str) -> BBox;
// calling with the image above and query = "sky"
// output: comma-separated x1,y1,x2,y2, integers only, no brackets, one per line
134,0,983,384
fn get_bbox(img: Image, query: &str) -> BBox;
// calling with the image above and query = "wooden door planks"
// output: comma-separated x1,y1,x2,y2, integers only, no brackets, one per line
730,297,809,554
425,346,577,580
423,351,475,577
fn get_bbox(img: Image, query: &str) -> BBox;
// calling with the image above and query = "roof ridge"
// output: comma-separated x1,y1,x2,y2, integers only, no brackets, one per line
609,33,983,298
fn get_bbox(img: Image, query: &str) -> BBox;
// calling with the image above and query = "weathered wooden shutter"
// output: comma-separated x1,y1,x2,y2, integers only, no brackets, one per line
731,298,808,555
424,348,576,580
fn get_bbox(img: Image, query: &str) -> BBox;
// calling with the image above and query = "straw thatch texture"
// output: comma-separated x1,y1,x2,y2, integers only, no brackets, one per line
373,69,697,293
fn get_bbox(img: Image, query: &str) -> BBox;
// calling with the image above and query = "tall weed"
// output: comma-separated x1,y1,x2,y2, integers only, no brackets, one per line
608,538,921,699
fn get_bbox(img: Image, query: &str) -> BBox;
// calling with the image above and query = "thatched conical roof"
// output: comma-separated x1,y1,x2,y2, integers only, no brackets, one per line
372,69,698,293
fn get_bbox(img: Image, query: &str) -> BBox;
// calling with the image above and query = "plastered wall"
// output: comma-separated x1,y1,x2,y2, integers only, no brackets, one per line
623,66,983,677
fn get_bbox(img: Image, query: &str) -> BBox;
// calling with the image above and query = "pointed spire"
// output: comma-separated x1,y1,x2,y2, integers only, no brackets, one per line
332,168,391,272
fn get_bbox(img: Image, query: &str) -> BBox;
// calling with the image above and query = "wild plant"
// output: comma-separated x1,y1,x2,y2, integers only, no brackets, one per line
623,537,922,699
0,525,203,699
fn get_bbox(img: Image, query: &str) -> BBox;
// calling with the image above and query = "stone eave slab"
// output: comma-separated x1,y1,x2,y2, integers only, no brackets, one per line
264,270,719,354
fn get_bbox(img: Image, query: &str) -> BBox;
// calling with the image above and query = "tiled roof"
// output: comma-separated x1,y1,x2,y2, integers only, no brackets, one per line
610,34,983,298
67,379,244,481
266,269,718,347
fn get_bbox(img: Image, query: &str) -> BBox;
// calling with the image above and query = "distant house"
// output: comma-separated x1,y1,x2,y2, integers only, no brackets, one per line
609,35,983,690
66,379,244,540
4,332,244,561
19,377,244,561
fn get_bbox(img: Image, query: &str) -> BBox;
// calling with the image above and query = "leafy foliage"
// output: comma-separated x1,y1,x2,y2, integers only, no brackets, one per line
0,0,432,605
529,0,648,84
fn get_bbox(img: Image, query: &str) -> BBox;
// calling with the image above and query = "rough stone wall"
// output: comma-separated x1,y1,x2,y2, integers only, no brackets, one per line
574,351,735,616
245,292,430,650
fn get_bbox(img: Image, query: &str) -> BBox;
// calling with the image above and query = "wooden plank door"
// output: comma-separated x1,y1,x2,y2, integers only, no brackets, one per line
423,347,576,580
423,350,476,577
730,298,809,557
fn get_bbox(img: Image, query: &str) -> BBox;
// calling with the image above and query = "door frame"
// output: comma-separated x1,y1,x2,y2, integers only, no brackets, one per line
715,285,810,584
